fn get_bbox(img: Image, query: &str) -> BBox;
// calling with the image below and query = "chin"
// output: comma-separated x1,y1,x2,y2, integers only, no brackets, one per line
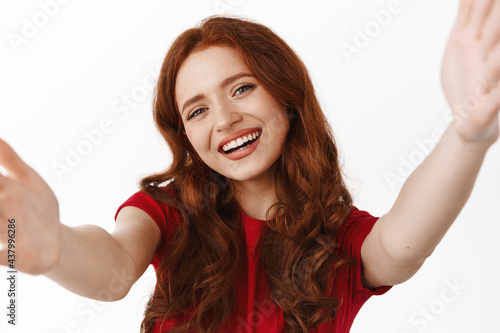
227,168,274,183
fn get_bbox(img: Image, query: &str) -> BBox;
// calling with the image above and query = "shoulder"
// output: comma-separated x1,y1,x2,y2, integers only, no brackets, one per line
114,183,183,237
337,205,379,245
335,205,394,297
338,205,382,259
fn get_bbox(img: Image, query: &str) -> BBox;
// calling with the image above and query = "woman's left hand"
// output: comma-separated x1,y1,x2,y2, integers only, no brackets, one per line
441,0,500,145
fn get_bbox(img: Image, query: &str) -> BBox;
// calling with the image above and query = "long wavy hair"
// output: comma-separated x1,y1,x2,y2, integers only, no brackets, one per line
139,15,356,333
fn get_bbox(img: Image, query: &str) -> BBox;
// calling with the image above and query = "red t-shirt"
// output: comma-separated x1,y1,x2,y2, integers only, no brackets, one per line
115,185,392,332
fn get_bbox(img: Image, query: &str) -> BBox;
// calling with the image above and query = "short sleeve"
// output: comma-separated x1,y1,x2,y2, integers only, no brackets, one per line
114,190,167,232
114,189,169,268
336,205,393,303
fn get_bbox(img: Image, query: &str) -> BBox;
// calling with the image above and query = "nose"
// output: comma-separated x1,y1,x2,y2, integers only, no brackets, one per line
214,99,242,132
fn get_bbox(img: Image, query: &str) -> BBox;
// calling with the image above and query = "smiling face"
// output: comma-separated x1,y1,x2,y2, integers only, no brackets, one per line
175,45,290,185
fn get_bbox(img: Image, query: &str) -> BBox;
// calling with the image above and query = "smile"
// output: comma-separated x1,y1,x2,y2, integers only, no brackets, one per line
218,130,262,160
222,130,261,153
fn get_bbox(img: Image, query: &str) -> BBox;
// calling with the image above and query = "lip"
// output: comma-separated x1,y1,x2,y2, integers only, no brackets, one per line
217,127,262,152
219,131,262,160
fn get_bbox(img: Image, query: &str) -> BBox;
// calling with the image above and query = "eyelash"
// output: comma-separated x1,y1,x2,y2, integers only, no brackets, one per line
187,84,255,120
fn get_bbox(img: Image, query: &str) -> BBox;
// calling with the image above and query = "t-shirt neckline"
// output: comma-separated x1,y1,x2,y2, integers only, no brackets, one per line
238,207,268,224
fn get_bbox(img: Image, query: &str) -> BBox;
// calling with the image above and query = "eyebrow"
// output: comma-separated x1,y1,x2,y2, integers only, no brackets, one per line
180,72,255,115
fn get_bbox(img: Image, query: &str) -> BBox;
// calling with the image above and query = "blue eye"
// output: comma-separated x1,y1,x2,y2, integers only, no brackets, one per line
235,84,255,95
186,84,255,120
187,107,207,120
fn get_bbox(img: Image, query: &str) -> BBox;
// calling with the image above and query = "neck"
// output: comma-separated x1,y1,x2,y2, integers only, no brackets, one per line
232,163,280,221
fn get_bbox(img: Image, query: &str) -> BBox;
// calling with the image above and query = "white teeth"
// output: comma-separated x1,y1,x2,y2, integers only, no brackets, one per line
222,131,260,152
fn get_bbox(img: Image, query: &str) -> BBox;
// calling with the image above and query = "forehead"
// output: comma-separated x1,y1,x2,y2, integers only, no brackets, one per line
175,45,251,106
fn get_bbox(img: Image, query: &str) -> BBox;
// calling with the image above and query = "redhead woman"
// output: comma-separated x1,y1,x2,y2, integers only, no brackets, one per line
1,1,500,332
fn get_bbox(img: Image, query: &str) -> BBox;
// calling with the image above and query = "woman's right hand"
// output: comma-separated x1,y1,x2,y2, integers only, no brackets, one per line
0,138,62,275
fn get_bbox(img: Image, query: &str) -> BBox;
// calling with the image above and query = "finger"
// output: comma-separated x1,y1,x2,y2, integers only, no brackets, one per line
479,77,500,120
0,173,25,220
0,250,8,267
486,42,500,83
482,0,500,53
0,138,34,182
455,0,474,29
0,167,23,193
0,220,6,237
470,0,495,37
0,234,6,249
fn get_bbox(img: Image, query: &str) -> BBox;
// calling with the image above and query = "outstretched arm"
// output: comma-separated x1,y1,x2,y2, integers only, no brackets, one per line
361,0,500,289
0,138,161,301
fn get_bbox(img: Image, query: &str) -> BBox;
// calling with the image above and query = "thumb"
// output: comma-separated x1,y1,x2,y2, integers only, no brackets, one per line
0,138,35,182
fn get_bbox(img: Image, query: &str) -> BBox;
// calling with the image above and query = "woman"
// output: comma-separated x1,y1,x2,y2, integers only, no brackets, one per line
1,1,499,332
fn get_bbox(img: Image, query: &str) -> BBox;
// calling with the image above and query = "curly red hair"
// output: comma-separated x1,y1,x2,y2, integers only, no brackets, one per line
139,15,356,333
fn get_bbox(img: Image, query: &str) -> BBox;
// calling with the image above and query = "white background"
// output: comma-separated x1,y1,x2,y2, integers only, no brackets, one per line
1,0,499,332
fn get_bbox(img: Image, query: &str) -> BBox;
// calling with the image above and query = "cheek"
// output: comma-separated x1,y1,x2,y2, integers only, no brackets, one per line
267,110,290,140
186,131,210,154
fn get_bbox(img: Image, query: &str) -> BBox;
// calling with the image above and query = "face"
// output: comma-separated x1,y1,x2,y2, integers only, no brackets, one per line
175,45,290,185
